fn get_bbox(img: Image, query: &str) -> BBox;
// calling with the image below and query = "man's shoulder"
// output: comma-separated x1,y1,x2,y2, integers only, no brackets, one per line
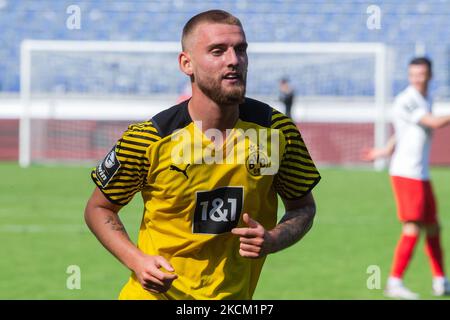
393,86,428,116
239,97,274,128
126,119,158,133
395,87,412,102
394,87,417,109
119,119,160,149
240,97,300,134
150,99,192,138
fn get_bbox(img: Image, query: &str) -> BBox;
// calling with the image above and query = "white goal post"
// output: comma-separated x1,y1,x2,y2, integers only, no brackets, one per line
19,40,392,168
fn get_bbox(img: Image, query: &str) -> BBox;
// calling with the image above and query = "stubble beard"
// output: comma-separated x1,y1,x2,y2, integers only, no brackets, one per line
196,73,246,106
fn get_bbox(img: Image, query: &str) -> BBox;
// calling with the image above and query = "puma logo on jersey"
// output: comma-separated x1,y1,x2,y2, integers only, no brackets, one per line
170,164,190,179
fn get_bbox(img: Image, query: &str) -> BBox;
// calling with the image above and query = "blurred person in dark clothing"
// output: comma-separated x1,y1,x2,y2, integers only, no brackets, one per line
279,77,295,119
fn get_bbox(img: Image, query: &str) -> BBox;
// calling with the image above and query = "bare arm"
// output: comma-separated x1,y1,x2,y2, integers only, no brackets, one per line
419,113,450,129
84,187,141,270
231,192,316,258
267,192,316,253
84,187,177,293
362,135,396,161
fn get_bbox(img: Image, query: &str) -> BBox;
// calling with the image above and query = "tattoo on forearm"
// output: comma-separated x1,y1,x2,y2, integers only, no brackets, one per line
104,214,127,235
270,204,316,253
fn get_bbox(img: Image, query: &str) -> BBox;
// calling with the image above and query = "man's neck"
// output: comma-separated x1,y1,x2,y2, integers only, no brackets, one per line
412,84,428,98
188,91,240,133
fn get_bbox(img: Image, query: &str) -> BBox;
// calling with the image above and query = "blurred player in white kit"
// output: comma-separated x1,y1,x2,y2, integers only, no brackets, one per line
366,57,450,299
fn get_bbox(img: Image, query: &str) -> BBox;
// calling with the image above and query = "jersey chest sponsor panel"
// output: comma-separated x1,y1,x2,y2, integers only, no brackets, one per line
91,98,321,299
390,86,433,180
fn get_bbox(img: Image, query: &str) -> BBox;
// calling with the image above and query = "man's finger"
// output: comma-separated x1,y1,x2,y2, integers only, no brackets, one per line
231,227,259,237
239,236,263,246
142,282,167,294
240,243,261,254
360,148,373,161
143,274,166,287
239,249,259,259
155,256,175,272
142,280,164,291
151,267,178,282
243,213,260,229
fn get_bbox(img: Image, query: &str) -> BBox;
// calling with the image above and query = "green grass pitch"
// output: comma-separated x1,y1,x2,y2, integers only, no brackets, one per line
1,162,449,299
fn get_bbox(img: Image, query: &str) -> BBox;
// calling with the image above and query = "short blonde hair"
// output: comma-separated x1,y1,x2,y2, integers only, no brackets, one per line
181,10,243,51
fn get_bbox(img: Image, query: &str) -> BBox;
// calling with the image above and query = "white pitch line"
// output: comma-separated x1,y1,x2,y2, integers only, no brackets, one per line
0,224,89,233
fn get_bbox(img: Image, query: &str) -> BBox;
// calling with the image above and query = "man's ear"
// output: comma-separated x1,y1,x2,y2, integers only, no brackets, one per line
179,51,193,76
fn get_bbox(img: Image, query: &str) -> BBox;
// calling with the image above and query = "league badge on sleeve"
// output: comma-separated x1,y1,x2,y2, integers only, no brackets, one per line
96,145,121,188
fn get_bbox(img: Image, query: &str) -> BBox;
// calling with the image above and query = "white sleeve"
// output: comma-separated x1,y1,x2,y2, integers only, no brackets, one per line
410,107,427,124
394,96,427,124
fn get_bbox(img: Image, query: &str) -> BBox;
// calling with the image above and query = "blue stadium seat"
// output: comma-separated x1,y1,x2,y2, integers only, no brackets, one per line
0,0,448,98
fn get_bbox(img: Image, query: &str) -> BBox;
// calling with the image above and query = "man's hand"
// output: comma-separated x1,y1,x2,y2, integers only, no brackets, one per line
231,213,274,259
85,188,178,295
132,254,178,294
231,193,316,258
361,135,396,161
361,147,383,161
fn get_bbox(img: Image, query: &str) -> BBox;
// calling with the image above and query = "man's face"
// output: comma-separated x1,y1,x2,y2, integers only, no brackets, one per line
408,64,431,92
186,22,248,106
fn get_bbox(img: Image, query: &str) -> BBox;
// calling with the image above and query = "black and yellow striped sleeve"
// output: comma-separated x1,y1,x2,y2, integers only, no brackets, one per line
91,120,160,206
271,109,321,200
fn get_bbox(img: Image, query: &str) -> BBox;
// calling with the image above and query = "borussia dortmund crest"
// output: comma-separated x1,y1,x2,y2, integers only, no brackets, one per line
246,145,271,176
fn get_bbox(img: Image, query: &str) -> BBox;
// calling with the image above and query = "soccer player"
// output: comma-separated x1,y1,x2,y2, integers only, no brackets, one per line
365,57,450,299
84,10,321,299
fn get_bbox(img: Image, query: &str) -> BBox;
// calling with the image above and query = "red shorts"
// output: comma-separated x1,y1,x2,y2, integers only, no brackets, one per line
390,176,437,224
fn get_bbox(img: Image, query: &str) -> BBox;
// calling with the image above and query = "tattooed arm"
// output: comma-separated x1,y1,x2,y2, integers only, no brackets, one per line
267,193,316,253
231,192,316,258
85,188,136,264
84,187,177,293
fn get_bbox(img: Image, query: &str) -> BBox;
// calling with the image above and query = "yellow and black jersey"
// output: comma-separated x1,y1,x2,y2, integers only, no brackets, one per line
91,97,321,300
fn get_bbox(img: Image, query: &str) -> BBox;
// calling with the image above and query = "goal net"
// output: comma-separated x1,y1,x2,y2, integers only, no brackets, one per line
20,40,391,168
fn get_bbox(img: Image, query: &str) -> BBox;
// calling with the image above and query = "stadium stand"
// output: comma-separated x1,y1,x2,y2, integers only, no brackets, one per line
0,0,448,97
0,1,449,165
